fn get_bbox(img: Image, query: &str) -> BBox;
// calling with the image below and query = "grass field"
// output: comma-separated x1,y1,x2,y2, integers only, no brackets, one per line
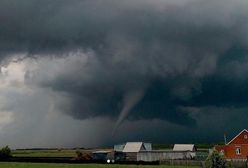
12,149,91,157
0,162,200,168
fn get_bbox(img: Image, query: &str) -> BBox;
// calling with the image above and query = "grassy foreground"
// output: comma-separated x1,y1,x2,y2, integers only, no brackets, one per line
0,162,199,168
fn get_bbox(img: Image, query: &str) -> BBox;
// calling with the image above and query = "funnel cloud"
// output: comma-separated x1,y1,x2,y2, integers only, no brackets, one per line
113,88,145,134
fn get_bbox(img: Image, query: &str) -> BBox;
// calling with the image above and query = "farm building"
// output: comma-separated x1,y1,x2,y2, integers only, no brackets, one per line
114,142,152,161
215,129,248,160
114,142,152,152
173,144,197,158
113,142,197,162
173,144,197,152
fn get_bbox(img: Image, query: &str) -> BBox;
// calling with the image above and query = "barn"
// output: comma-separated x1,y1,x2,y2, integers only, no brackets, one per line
215,129,248,160
114,142,152,161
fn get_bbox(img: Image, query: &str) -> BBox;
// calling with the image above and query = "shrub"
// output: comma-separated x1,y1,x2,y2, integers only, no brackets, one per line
206,150,230,168
75,150,83,158
74,150,92,161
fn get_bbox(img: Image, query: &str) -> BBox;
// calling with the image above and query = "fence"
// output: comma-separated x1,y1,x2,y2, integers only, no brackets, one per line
160,160,205,167
137,151,195,162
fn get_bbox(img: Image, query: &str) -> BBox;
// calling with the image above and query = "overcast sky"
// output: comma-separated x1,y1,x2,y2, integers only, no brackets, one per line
1,0,248,148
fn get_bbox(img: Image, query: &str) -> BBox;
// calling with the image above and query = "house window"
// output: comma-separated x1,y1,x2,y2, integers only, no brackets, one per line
236,147,241,155
244,135,247,139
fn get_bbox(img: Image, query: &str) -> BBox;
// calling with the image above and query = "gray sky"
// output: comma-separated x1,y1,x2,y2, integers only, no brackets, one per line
0,0,248,148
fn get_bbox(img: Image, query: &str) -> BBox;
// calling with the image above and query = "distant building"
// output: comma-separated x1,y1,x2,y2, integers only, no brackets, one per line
114,142,152,161
173,144,197,159
113,142,196,162
173,144,197,152
114,142,152,152
215,129,248,160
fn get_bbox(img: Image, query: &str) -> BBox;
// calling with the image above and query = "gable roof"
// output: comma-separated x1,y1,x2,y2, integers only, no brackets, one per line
114,144,125,152
227,129,248,145
173,144,196,151
122,142,144,153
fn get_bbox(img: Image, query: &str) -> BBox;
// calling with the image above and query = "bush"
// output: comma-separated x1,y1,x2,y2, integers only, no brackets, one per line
75,150,83,158
206,150,230,168
74,150,92,161
0,146,12,159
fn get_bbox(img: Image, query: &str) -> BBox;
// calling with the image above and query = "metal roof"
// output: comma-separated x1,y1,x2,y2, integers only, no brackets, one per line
122,142,144,153
173,144,195,151
114,144,125,152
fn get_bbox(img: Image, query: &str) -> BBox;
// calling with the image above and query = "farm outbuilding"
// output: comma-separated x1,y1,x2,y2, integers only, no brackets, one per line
173,144,197,152
113,142,197,162
123,142,146,161
114,142,152,161
114,142,152,152
173,144,197,158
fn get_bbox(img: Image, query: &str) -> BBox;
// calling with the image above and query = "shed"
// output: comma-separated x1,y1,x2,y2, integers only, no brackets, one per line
173,144,196,159
115,142,151,161
122,142,145,161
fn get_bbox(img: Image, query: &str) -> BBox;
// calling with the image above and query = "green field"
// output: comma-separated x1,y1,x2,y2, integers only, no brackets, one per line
0,162,200,168
12,149,91,157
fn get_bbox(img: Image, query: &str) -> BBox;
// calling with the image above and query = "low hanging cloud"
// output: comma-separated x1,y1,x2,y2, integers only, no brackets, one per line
0,0,248,146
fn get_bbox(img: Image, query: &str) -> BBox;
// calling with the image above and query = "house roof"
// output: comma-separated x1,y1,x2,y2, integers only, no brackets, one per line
122,142,144,153
173,144,195,151
227,129,248,145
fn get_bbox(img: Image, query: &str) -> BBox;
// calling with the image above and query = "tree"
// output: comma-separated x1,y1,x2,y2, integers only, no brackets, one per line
0,146,12,159
206,150,229,168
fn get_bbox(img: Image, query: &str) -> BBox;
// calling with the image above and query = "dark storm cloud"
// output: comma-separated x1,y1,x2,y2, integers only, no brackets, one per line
2,0,248,128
